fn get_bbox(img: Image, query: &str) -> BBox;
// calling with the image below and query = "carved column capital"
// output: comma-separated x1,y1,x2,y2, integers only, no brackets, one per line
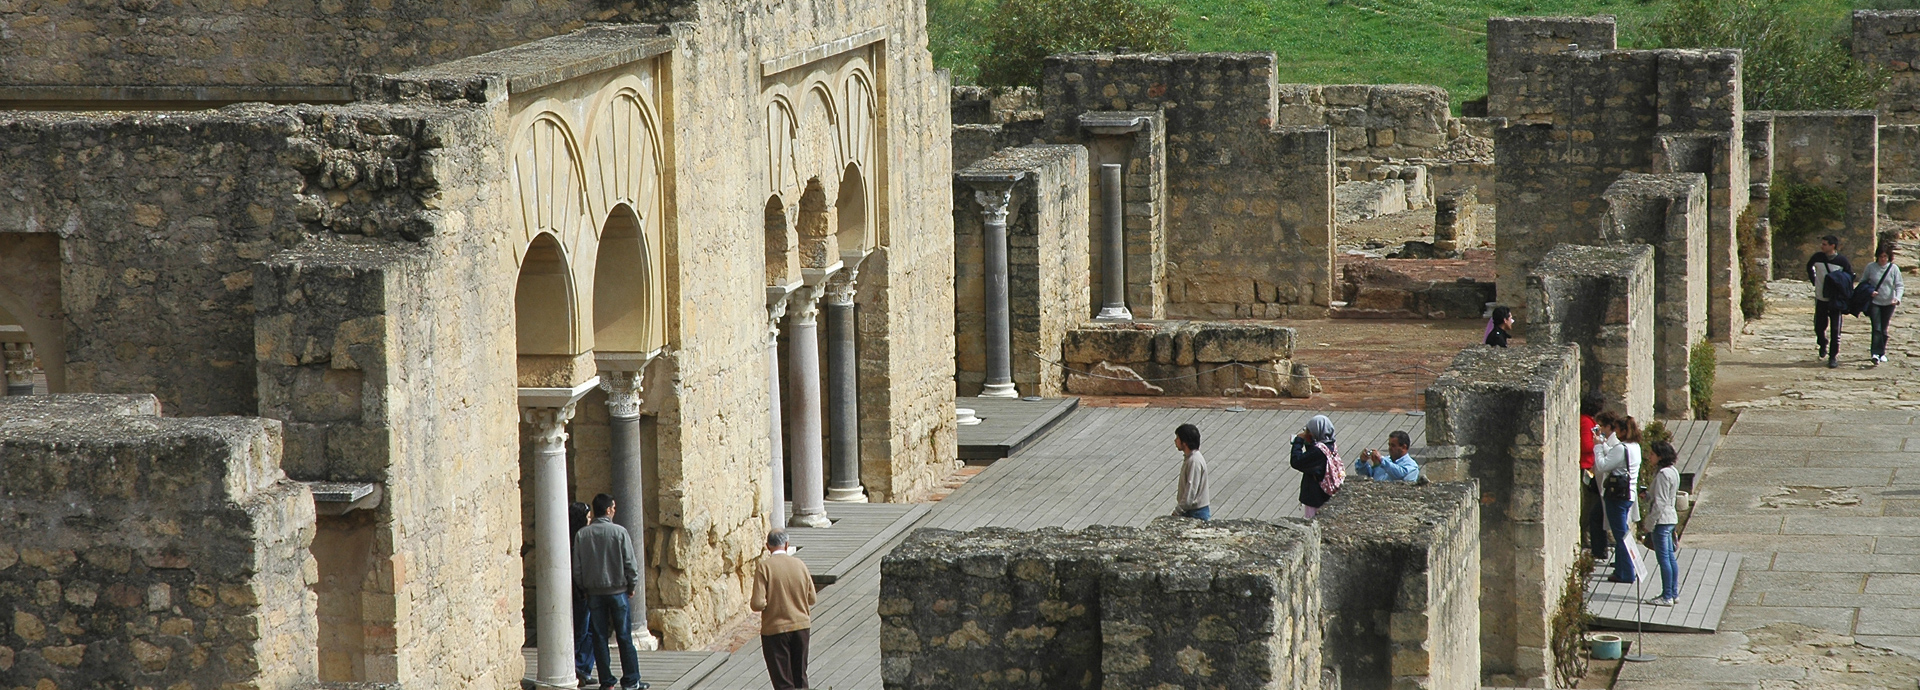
599,370,644,419
824,268,860,307
2,343,38,388
972,184,1014,224
788,284,824,326
521,403,577,447
767,290,792,342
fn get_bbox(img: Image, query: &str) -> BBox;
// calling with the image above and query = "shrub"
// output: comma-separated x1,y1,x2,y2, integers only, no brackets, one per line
975,0,1183,88
1689,339,1718,420
1639,0,1886,111
1770,177,1848,254
1737,203,1769,319
1640,419,1673,488
1551,551,1597,686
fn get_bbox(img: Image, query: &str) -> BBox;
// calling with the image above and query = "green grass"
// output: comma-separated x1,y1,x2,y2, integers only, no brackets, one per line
931,0,1862,107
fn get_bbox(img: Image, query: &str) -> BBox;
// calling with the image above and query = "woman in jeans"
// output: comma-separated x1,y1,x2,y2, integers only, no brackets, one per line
1591,412,1643,583
1644,441,1682,606
1860,243,1905,365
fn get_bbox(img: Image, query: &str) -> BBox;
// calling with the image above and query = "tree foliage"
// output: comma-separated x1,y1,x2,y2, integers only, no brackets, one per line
1640,0,1885,111
976,0,1184,88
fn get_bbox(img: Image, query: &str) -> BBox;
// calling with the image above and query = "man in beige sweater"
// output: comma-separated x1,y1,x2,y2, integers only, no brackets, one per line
752,530,817,690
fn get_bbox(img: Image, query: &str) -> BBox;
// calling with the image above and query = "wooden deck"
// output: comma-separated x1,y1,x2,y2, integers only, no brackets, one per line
783,502,929,585
1666,419,1722,493
1585,542,1742,633
954,396,1078,463
688,408,1427,690
521,647,728,689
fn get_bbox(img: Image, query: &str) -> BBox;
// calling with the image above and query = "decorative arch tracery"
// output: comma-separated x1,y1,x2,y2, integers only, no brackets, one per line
585,89,668,354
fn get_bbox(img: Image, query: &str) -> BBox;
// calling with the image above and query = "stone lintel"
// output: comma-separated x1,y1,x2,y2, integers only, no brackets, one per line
518,377,601,409
368,24,674,100
308,481,383,516
956,144,1084,183
761,27,889,77
1078,110,1154,135
595,350,660,372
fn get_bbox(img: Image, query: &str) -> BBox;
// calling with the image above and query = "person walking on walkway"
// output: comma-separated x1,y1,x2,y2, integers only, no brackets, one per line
1592,412,1643,583
1484,305,1513,348
1291,415,1340,518
753,530,817,690
1644,441,1682,607
571,501,602,687
1808,234,1854,368
1354,430,1420,483
1171,423,1211,520
574,494,649,690
1859,243,1905,365
1579,393,1610,561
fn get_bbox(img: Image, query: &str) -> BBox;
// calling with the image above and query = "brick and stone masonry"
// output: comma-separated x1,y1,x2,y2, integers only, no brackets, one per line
1059,320,1316,398
1853,10,1920,125
1420,344,1581,687
1433,186,1479,256
0,394,317,689
878,518,1321,690
1600,173,1709,418
1275,84,1453,159
1524,244,1656,421
1749,111,1882,276
1317,480,1482,690
1485,16,1619,122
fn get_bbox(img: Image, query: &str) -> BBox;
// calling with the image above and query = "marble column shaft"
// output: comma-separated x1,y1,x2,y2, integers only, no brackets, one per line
785,286,831,528
599,370,658,650
766,293,790,529
824,273,865,502
1096,163,1133,321
524,403,578,689
975,185,1018,398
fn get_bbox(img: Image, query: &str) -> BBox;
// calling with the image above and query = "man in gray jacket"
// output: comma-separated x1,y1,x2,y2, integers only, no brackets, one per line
575,493,648,689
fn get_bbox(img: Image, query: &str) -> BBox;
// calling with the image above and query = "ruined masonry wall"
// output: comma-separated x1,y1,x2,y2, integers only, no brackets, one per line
1755,111,1880,277
1276,84,1452,159
1059,320,1311,398
1485,16,1618,121
1602,173,1708,418
1524,244,1656,421
0,395,317,690
1853,10,1920,125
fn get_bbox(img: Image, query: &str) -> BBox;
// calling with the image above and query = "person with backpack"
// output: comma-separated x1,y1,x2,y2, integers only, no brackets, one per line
1592,412,1643,583
1291,415,1343,518
1807,235,1854,369
1857,243,1905,365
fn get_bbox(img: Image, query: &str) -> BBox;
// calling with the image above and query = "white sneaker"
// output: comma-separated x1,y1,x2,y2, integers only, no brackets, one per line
1647,596,1676,607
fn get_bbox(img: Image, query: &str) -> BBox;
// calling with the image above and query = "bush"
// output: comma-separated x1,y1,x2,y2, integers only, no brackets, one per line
975,0,1184,88
1551,552,1597,686
1689,339,1718,420
1639,0,1886,111
1640,420,1672,488
1770,177,1848,252
1737,203,1768,319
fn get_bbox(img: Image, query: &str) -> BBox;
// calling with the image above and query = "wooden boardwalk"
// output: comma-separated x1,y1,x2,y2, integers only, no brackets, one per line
522,648,728,689
688,408,1426,690
1667,419,1722,493
954,396,1078,463
1585,543,1742,633
784,502,929,585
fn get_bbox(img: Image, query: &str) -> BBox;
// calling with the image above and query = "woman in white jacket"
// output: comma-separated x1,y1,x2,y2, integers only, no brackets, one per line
1592,412,1643,583
1859,243,1905,365
1644,441,1681,606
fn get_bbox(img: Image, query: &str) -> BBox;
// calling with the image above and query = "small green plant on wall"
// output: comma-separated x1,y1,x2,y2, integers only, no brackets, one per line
1689,339,1717,420
1770,177,1847,251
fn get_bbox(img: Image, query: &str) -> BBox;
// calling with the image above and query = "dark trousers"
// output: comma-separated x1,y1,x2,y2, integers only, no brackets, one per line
573,591,599,681
1816,299,1844,357
761,628,811,690
587,592,642,688
1580,477,1609,558
1182,506,1211,520
1607,499,1637,582
1869,303,1897,357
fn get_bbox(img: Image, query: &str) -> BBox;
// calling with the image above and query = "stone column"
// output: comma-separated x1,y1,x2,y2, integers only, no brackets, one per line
598,369,660,651
3,343,38,396
824,269,866,502
1095,163,1133,321
785,285,832,528
975,184,1019,398
766,289,791,529
522,402,580,689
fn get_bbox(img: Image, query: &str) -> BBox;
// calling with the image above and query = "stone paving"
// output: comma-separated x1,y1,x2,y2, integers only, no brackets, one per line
1721,280,1920,411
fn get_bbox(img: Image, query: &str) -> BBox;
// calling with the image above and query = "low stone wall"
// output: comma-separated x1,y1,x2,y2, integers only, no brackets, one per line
0,394,318,689
1434,186,1479,255
1600,173,1708,418
1755,111,1880,277
1335,163,1432,224
1421,345,1581,687
878,518,1321,690
1059,320,1315,398
1335,254,1495,320
1318,481,1482,690
1524,244,1656,421
1276,84,1452,159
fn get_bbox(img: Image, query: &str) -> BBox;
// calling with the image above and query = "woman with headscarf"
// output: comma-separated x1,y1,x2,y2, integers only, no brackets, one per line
1291,415,1339,518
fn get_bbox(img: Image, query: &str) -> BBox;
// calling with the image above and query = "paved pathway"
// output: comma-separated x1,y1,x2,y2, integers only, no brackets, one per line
689,408,1425,690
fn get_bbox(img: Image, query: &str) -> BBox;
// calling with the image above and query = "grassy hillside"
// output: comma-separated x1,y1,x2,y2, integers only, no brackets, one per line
930,0,1860,105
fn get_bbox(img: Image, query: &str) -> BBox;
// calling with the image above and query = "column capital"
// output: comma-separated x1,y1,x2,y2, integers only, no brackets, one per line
970,183,1014,223
824,267,860,307
598,369,644,419
767,285,795,341
787,283,824,326
521,403,577,446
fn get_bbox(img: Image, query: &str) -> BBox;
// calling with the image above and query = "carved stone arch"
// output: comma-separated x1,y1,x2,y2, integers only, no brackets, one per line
585,88,667,355
516,231,580,357
767,94,801,198
796,178,839,269
840,64,877,177
835,164,870,254
593,203,663,354
510,112,594,355
799,83,843,202
766,195,798,286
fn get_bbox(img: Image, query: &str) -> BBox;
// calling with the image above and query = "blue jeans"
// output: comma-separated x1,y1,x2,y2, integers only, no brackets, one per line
587,592,642,688
1869,303,1897,358
1182,506,1211,520
1651,524,1679,600
1607,499,1636,582
573,592,599,680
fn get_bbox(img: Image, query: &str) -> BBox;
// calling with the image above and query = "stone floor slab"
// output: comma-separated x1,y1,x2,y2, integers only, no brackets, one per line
1855,607,1920,636
1715,605,1858,633
1732,570,1868,594
1781,515,1920,535
1679,534,1875,555
1865,573,1920,594
1771,552,1920,573
1876,536,1920,554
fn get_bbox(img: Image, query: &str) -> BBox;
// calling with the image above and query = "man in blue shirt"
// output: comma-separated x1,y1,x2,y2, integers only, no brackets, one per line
1355,430,1420,483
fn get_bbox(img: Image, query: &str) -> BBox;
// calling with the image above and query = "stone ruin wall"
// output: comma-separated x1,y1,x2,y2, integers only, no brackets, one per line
1041,52,1335,320
878,518,1322,690
1486,16,1619,122
1752,111,1882,276
1275,84,1452,160
1061,110,1171,320
0,395,317,689
953,145,1091,397
1317,481,1482,690
1524,244,1657,421
1854,10,1920,125
1602,173,1709,418
1421,344,1581,687
1059,320,1314,398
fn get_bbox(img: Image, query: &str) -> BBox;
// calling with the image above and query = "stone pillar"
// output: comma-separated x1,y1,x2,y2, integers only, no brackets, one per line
785,285,831,528
3,343,38,396
824,270,866,502
974,184,1018,398
1095,163,1133,321
766,289,791,529
522,402,580,689
598,369,660,651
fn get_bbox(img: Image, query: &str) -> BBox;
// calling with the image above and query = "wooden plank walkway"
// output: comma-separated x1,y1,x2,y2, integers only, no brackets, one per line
1584,542,1741,633
1667,419,1722,493
783,502,929,585
521,648,728,689
955,396,1079,462
688,408,1426,690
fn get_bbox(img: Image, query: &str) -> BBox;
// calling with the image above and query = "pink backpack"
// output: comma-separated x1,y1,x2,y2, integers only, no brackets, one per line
1316,442,1345,496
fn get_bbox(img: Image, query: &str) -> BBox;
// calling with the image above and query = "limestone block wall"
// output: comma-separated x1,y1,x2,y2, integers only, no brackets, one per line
1064,110,1170,319
1880,125,1920,184
877,518,1321,690
954,145,1091,397
1485,16,1618,121
1853,10,1920,125
1524,244,1656,421
1042,52,1336,319
1753,111,1881,276
1059,320,1313,398
1275,84,1453,159
1434,186,1479,254
0,395,317,689
1318,481,1482,690
1601,173,1709,418
1421,345,1581,687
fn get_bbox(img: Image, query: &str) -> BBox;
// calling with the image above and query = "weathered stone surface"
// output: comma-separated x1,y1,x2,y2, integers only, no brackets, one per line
879,518,1320,690
1854,11,1920,125
1277,84,1456,159
1525,244,1656,420
1600,172,1710,418
1433,185,1479,255
1486,16,1618,121
1061,320,1309,398
1750,111,1880,278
